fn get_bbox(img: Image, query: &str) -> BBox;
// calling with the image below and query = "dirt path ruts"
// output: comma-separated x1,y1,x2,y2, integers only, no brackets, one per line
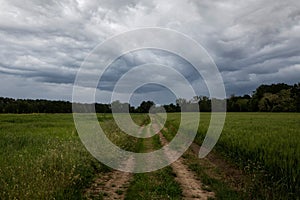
83,125,145,200
84,156,134,200
84,118,218,200
152,121,215,200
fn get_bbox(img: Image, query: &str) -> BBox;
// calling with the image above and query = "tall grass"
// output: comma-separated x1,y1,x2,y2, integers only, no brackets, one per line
0,114,106,199
165,112,300,199
0,113,146,199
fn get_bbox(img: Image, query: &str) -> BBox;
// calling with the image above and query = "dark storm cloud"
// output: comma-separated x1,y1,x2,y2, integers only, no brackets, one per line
0,0,299,101
98,49,200,93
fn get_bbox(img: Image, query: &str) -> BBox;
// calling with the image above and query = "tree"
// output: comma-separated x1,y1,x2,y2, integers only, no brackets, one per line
258,89,295,112
137,101,155,113
176,98,188,107
291,83,300,112
273,89,296,112
199,96,211,112
163,103,179,112
258,93,279,111
111,100,129,113
251,83,293,111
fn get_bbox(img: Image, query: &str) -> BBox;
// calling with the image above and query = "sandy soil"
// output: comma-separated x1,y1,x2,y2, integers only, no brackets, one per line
153,121,215,200
84,156,134,200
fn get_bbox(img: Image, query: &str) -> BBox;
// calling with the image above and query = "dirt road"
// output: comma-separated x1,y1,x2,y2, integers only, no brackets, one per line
153,121,215,200
85,119,215,200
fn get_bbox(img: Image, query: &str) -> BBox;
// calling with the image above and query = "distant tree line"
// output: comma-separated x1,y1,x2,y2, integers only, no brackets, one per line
227,83,300,112
0,83,299,113
0,98,113,114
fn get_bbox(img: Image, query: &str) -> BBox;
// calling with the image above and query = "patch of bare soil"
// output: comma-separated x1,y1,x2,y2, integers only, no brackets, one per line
153,122,215,200
84,126,148,200
84,156,134,200
172,158,215,200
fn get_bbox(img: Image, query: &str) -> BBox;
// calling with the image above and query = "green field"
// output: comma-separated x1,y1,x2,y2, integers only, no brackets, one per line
0,113,299,199
0,114,145,199
164,112,300,199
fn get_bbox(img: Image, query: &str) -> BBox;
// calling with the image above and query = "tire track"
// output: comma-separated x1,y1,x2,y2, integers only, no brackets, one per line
84,156,135,200
84,125,145,200
152,118,215,200
85,116,215,200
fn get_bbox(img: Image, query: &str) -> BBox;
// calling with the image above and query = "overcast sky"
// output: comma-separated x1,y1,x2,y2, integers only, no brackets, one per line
0,0,299,105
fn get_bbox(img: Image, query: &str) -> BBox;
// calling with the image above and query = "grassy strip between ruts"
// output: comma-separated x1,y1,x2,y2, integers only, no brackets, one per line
125,126,182,200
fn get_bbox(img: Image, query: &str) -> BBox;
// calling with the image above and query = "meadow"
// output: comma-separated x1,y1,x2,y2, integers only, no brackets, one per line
0,113,299,199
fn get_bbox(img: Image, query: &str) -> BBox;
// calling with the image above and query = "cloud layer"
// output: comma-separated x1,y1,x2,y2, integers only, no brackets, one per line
0,0,299,103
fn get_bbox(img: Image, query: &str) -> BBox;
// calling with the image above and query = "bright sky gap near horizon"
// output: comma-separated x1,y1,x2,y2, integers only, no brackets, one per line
0,0,299,106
